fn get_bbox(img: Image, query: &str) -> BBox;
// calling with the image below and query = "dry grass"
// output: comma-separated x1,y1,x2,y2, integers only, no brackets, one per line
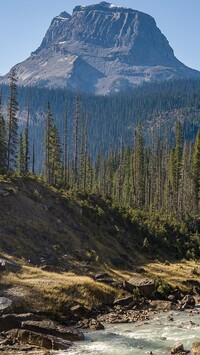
0,265,117,318
144,260,200,290
1,260,200,318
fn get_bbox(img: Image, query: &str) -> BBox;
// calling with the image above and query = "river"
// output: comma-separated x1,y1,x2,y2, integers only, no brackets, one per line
61,309,200,354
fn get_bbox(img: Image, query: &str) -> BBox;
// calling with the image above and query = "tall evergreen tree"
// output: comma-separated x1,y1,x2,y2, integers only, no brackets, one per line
24,101,30,173
73,94,79,186
134,122,145,208
7,68,18,171
192,130,200,213
17,132,25,174
44,102,54,183
51,125,63,186
44,102,63,185
0,92,7,173
63,100,69,186
174,121,183,211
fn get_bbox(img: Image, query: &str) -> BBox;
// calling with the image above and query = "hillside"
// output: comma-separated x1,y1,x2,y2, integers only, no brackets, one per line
0,175,200,267
0,175,200,319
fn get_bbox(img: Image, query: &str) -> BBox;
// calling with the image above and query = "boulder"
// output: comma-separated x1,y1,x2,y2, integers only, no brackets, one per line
110,281,123,289
0,298,13,314
149,300,173,311
71,305,89,319
0,258,21,273
123,277,155,298
192,342,200,354
170,342,185,354
88,319,104,330
4,329,72,350
180,295,195,309
94,273,110,280
21,320,84,341
77,318,90,329
113,296,133,308
94,273,114,285
0,313,43,332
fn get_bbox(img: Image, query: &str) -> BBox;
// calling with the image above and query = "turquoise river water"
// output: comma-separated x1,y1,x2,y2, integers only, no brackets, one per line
60,309,200,355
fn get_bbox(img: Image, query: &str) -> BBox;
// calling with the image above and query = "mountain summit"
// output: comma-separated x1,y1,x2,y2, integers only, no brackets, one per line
2,2,200,94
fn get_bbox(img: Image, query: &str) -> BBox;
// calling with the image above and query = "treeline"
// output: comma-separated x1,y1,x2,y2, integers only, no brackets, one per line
0,70,199,219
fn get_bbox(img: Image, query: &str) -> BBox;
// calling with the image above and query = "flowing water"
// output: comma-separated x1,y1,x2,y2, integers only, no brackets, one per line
60,309,200,354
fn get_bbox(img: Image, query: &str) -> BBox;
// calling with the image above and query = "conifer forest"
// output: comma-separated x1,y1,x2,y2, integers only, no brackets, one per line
0,69,199,221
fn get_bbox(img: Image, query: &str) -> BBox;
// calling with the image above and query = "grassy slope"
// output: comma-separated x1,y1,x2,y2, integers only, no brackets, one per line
0,175,200,317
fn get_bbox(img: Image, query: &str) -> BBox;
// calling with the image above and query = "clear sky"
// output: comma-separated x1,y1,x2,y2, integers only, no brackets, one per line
0,0,200,75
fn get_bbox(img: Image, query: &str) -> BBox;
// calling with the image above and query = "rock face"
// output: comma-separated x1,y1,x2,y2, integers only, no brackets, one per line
1,2,200,94
0,313,84,353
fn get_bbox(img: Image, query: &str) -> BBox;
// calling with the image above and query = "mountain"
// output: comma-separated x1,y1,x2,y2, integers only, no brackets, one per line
1,2,200,94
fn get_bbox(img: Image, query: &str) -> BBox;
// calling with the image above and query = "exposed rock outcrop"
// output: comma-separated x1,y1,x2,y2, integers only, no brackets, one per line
0,313,84,353
1,2,199,94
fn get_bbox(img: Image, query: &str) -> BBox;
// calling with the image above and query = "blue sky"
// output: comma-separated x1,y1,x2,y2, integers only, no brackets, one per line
0,0,200,75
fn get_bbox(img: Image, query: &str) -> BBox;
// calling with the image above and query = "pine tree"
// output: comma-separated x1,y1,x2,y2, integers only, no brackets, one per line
7,68,18,171
192,130,200,213
178,141,193,217
32,139,35,175
0,93,7,174
43,102,63,185
44,102,54,184
51,125,63,186
134,123,145,208
173,122,183,211
17,132,25,174
74,94,79,186
24,102,30,173
63,100,69,187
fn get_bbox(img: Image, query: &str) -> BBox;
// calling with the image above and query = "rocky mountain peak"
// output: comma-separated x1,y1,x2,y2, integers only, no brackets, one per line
1,2,200,94
74,2,128,13
58,11,71,19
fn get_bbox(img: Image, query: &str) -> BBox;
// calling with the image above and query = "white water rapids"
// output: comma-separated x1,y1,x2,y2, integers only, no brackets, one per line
60,309,200,354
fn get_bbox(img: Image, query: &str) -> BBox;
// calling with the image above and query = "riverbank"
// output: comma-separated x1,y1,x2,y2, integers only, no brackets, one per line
1,257,200,353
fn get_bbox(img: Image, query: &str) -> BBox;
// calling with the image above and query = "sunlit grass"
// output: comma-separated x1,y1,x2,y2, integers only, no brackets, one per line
0,265,116,317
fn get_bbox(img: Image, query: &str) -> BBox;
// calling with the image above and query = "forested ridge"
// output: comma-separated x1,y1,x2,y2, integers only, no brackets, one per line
1,77,200,158
0,70,199,217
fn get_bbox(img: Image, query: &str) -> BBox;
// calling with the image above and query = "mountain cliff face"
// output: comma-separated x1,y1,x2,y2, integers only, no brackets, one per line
1,2,200,94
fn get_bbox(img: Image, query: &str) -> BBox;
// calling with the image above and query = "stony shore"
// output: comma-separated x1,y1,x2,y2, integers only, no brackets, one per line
1,264,200,353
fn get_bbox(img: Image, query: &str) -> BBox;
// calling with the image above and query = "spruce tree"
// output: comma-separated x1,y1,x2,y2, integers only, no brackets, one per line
7,68,18,171
24,102,30,173
44,102,63,185
192,130,200,212
17,132,25,174
73,94,79,186
51,125,63,186
44,102,54,184
134,122,145,208
0,93,7,174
